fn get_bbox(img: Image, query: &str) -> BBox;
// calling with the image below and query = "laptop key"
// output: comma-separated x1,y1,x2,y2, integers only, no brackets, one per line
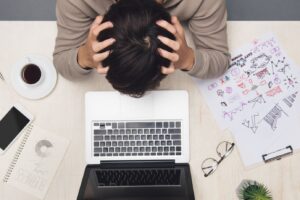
94,148,102,153
118,123,125,128
151,153,156,156
121,147,126,152
100,142,105,147
163,122,168,128
94,136,103,140
132,129,137,134
156,129,161,134
170,147,175,152
118,141,123,146
106,142,111,147
129,135,134,140
103,148,108,152
111,135,116,140
137,141,142,146
158,147,163,152
104,135,110,140
112,141,117,146
107,153,112,156
171,135,181,139
176,122,181,128
135,135,140,140
167,141,172,145
126,122,155,128
159,135,164,140
109,147,114,152
146,147,151,152
117,135,122,140
113,153,118,156
112,123,117,128
94,153,99,157
161,141,166,146
94,142,99,147
163,152,169,155
140,147,145,152
162,129,167,134
126,153,131,156
152,147,157,152
143,141,148,146
156,122,162,128
149,141,154,146
120,129,125,134
126,129,131,134
155,141,160,146
176,147,181,152
123,135,128,140
170,122,175,128
141,135,146,140
94,130,106,135
134,147,139,152
130,141,135,146
116,147,120,152
150,129,155,134
124,141,129,146
113,129,119,134
107,129,113,134
144,129,149,134
127,147,132,152
173,140,181,145
138,129,143,134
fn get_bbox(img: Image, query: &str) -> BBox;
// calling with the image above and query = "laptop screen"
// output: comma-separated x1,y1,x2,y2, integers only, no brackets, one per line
78,164,194,200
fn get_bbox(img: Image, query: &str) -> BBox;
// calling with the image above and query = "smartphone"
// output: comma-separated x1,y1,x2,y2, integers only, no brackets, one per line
0,104,33,155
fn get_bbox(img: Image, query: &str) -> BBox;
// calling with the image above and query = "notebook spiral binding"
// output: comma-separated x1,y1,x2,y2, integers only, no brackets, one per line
2,123,34,183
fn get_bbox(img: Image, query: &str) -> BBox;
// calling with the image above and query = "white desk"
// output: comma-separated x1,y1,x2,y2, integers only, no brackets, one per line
0,21,300,200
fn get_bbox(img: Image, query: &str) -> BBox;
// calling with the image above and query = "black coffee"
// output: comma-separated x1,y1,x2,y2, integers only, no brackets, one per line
22,64,41,84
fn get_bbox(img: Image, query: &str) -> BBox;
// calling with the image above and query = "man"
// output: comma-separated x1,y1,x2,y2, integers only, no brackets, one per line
53,0,230,95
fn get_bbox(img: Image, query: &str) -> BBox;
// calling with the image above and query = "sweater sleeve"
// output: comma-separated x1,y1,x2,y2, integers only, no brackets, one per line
187,0,230,79
53,0,94,80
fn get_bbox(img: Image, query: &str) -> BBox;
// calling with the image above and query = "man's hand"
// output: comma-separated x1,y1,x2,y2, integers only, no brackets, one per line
156,16,195,74
78,16,115,74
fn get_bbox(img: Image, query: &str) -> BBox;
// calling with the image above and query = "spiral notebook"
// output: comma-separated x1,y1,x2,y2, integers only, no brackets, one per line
2,124,69,200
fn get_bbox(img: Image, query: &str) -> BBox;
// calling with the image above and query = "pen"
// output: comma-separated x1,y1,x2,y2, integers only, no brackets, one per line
0,72,4,81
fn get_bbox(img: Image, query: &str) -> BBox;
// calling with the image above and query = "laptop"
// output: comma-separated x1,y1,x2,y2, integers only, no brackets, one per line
77,90,195,200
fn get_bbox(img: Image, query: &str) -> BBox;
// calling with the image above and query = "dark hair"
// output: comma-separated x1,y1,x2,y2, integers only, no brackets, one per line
97,0,175,97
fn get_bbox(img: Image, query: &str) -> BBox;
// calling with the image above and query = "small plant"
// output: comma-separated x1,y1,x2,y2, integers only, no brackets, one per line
238,180,273,200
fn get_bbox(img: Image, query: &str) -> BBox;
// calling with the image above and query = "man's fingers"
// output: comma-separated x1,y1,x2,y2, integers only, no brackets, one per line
156,20,177,35
92,21,113,37
92,51,110,62
158,48,179,62
171,16,184,35
96,66,109,74
158,35,180,51
92,38,116,52
161,65,175,75
90,16,103,30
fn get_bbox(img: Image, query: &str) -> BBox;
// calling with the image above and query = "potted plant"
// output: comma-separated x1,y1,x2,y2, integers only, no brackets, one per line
237,180,273,200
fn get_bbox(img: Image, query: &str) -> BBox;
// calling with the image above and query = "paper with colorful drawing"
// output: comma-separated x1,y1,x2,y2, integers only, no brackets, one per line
195,34,300,167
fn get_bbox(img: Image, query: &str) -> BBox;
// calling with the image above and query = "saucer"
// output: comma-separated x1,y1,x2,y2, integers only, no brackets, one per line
10,55,57,100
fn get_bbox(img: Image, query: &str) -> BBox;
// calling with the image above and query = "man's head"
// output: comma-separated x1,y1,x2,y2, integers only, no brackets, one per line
97,0,175,97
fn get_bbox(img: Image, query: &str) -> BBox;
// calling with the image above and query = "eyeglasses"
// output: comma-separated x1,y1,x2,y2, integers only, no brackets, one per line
201,141,235,177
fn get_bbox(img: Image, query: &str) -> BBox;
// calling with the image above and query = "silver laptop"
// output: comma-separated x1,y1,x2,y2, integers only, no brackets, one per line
78,90,194,200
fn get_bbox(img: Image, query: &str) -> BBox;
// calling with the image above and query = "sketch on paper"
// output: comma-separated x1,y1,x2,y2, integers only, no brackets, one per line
242,113,260,134
263,104,288,131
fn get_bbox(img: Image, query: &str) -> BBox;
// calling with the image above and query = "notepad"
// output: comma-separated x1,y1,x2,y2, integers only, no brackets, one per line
2,124,69,199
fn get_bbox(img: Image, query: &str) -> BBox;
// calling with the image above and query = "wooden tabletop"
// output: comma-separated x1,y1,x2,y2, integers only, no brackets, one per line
0,21,299,200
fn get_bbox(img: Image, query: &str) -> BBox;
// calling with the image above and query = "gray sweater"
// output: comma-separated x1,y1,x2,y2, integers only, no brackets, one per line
53,0,230,80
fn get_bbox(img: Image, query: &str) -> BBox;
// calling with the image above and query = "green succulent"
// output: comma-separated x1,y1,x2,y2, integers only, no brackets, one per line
238,181,272,200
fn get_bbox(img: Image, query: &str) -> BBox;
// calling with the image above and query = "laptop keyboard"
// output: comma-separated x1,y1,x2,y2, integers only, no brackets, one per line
93,121,182,157
96,168,181,186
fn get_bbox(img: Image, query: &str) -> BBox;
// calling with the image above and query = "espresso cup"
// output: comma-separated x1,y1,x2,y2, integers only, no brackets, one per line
21,63,43,85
